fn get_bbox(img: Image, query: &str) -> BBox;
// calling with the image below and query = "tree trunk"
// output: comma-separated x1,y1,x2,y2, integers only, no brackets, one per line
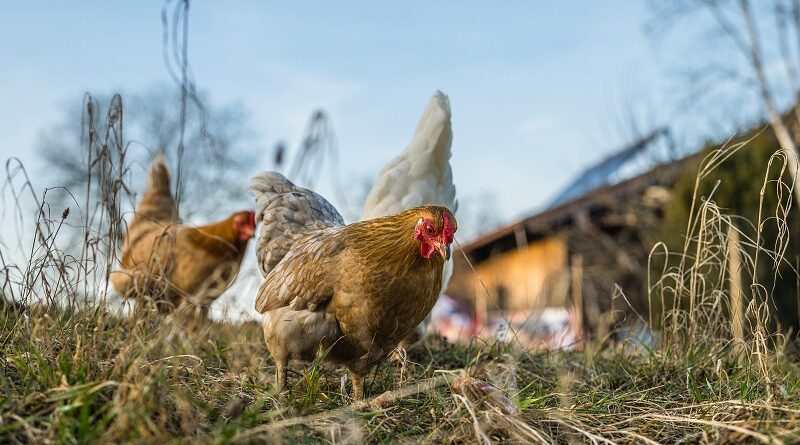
740,0,800,203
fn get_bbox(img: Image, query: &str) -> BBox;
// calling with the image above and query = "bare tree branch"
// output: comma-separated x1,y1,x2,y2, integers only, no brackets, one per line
648,0,800,202
738,0,800,202
37,85,261,237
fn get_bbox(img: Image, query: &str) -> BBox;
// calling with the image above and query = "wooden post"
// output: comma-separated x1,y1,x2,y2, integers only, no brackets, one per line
475,281,488,334
514,226,528,250
727,226,744,355
571,254,584,342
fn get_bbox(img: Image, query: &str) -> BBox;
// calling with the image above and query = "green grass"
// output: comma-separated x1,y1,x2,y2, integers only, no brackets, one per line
1,302,799,444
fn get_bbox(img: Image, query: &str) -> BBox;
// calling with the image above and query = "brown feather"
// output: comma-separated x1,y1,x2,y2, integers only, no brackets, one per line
256,202,457,400
135,152,179,223
111,155,254,320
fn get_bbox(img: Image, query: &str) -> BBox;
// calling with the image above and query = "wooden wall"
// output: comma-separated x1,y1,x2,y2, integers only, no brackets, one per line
447,235,570,322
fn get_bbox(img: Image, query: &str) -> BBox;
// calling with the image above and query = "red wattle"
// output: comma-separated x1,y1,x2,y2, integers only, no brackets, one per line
420,242,435,259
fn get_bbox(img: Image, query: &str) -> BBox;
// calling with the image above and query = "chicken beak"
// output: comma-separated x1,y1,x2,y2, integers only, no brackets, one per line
436,243,451,261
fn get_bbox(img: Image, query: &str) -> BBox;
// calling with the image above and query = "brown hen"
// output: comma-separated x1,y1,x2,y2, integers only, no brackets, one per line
250,171,457,400
110,154,256,320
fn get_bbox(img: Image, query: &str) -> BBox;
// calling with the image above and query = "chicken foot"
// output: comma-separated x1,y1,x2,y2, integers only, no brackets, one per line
349,372,365,401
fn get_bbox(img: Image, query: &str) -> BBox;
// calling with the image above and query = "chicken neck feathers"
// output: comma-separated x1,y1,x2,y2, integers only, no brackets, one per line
182,217,249,257
359,91,458,330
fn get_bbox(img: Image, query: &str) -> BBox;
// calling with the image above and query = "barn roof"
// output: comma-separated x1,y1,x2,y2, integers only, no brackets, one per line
459,151,696,263
547,128,673,208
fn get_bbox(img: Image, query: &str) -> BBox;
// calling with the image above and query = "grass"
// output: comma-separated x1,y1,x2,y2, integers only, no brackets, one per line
2,304,799,443
2,99,800,443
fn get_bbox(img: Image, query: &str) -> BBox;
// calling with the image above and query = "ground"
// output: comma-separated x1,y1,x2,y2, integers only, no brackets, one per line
1,302,799,444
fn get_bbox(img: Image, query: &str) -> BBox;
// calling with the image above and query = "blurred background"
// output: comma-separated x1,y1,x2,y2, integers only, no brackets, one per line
1,1,798,348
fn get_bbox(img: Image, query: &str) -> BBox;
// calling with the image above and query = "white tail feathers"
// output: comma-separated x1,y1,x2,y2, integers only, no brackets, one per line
361,90,457,221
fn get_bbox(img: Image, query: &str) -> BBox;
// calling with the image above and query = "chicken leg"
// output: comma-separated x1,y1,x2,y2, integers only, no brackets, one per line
275,360,287,393
350,371,365,401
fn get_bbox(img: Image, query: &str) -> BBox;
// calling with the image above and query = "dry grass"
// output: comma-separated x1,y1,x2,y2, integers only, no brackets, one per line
2,304,799,444
1,99,800,444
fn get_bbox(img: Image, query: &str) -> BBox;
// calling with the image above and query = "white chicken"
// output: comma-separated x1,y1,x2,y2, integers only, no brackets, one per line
361,90,457,342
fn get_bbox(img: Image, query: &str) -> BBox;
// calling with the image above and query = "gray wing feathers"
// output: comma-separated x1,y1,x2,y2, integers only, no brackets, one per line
249,171,344,277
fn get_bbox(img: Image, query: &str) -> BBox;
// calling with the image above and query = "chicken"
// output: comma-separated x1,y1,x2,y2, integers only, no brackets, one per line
361,91,457,343
110,154,256,320
250,172,457,400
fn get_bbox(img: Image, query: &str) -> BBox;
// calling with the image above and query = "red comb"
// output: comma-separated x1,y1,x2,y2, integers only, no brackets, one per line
248,211,256,227
442,211,455,244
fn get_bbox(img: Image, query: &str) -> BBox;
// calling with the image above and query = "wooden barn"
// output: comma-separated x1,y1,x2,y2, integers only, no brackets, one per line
445,131,696,345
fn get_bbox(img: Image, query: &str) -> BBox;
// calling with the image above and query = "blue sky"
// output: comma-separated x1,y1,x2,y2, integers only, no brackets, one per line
0,2,707,232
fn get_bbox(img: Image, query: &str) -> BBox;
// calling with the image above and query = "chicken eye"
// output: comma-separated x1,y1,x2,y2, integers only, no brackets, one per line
426,225,435,236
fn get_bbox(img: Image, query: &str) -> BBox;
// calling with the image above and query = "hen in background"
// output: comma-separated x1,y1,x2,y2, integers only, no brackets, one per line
251,172,457,400
361,91,457,344
110,154,256,322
